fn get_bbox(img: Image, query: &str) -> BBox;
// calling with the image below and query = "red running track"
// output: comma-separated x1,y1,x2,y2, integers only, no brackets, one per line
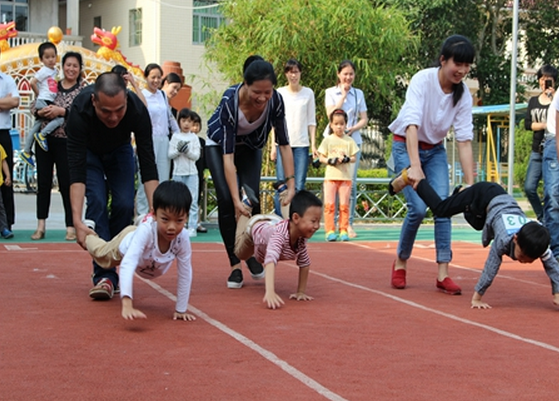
1,240,558,400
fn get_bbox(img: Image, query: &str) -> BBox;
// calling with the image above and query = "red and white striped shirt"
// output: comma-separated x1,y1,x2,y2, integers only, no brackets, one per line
252,219,310,268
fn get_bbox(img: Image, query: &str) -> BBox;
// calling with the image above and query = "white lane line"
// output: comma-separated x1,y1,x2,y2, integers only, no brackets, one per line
308,268,559,353
140,277,349,401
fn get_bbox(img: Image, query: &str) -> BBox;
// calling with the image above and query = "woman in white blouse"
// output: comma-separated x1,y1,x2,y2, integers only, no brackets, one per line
389,35,475,295
271,59,316,216
324,60,368,238
136,63,179,215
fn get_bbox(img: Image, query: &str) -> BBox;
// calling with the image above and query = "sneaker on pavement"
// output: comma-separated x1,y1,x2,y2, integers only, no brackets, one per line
326,231,337,242
196,223,208,233
19,151,35,168
187,228,197,237
246,257,265,279
34,132,48,152
227,269,243,289
1,228,14,239
436,277,461,295
339,231,349,241
89,278,114,300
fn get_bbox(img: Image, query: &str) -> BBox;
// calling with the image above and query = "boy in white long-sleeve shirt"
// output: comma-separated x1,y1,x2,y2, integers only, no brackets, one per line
168,108,201,237
85,180,196,321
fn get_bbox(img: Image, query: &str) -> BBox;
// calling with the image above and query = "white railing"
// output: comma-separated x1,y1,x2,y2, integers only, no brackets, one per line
8,32,83,47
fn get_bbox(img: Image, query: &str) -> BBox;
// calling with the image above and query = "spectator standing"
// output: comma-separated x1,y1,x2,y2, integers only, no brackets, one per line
0,59,20,232
271,58,316,215
524,65,557,222
324,60,368,238
136,63,179,215
31,51,86,241
168,108,201,237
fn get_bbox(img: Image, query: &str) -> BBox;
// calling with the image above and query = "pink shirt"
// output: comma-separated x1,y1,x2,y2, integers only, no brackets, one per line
252,219,310,268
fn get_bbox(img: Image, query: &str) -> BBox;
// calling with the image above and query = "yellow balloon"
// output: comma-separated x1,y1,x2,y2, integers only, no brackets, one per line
47,26,63,44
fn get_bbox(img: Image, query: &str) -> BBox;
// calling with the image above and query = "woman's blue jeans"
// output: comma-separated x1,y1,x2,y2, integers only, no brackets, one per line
543,138,559,258
85,144,136,287
524,150,543,221
392,140,452,263
274,146,309,214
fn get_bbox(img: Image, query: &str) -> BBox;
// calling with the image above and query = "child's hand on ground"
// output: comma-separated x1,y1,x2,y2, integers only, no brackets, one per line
289,292,314,302
263,291,285,309
122,305,147,320
173,312,196,321
471,299,491,309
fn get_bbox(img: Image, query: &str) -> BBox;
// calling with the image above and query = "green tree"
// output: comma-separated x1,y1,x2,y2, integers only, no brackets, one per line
204,0,417,133
521,0,559,66
387,0,515,105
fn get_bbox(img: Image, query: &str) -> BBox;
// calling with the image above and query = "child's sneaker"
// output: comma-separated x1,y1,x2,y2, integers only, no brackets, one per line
19,151,35,168
1,228,13,239
83,219,96,231
339,231,349,241
89,278,114,300
34,132,48,152
227,269,243,289
187,228,197,237
326,231,337,242
388,166,410,195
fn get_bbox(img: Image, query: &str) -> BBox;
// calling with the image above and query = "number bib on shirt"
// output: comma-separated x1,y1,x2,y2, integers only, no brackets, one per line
501,214,529,235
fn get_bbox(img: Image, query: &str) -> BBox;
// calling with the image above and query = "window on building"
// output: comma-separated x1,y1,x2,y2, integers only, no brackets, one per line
0,0,28,32
192,1,224,45
129,8,142,47
93,16,102,29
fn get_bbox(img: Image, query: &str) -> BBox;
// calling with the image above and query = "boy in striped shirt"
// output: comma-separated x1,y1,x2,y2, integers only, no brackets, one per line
235,189,323,309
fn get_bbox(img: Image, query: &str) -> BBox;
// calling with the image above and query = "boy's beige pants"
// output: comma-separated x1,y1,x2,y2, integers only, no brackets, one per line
234,190,288,261
85,225,137,268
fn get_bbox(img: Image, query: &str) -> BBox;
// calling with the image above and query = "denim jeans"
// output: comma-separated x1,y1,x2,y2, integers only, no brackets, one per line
274,146,309,214
172,174,199,231
85,144,136,287
524,151,543,221
543,138,559,258
392,140,452,263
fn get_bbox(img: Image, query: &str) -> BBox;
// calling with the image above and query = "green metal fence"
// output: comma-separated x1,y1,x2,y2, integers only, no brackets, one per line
201,177,408,223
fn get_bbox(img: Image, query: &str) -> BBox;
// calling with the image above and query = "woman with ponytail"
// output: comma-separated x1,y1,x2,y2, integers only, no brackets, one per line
388,35,476,294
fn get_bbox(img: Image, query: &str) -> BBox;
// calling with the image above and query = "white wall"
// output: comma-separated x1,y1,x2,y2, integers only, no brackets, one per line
29,0,58,33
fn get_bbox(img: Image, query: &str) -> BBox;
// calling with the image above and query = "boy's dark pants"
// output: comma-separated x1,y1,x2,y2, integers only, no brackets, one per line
416,181,507,230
